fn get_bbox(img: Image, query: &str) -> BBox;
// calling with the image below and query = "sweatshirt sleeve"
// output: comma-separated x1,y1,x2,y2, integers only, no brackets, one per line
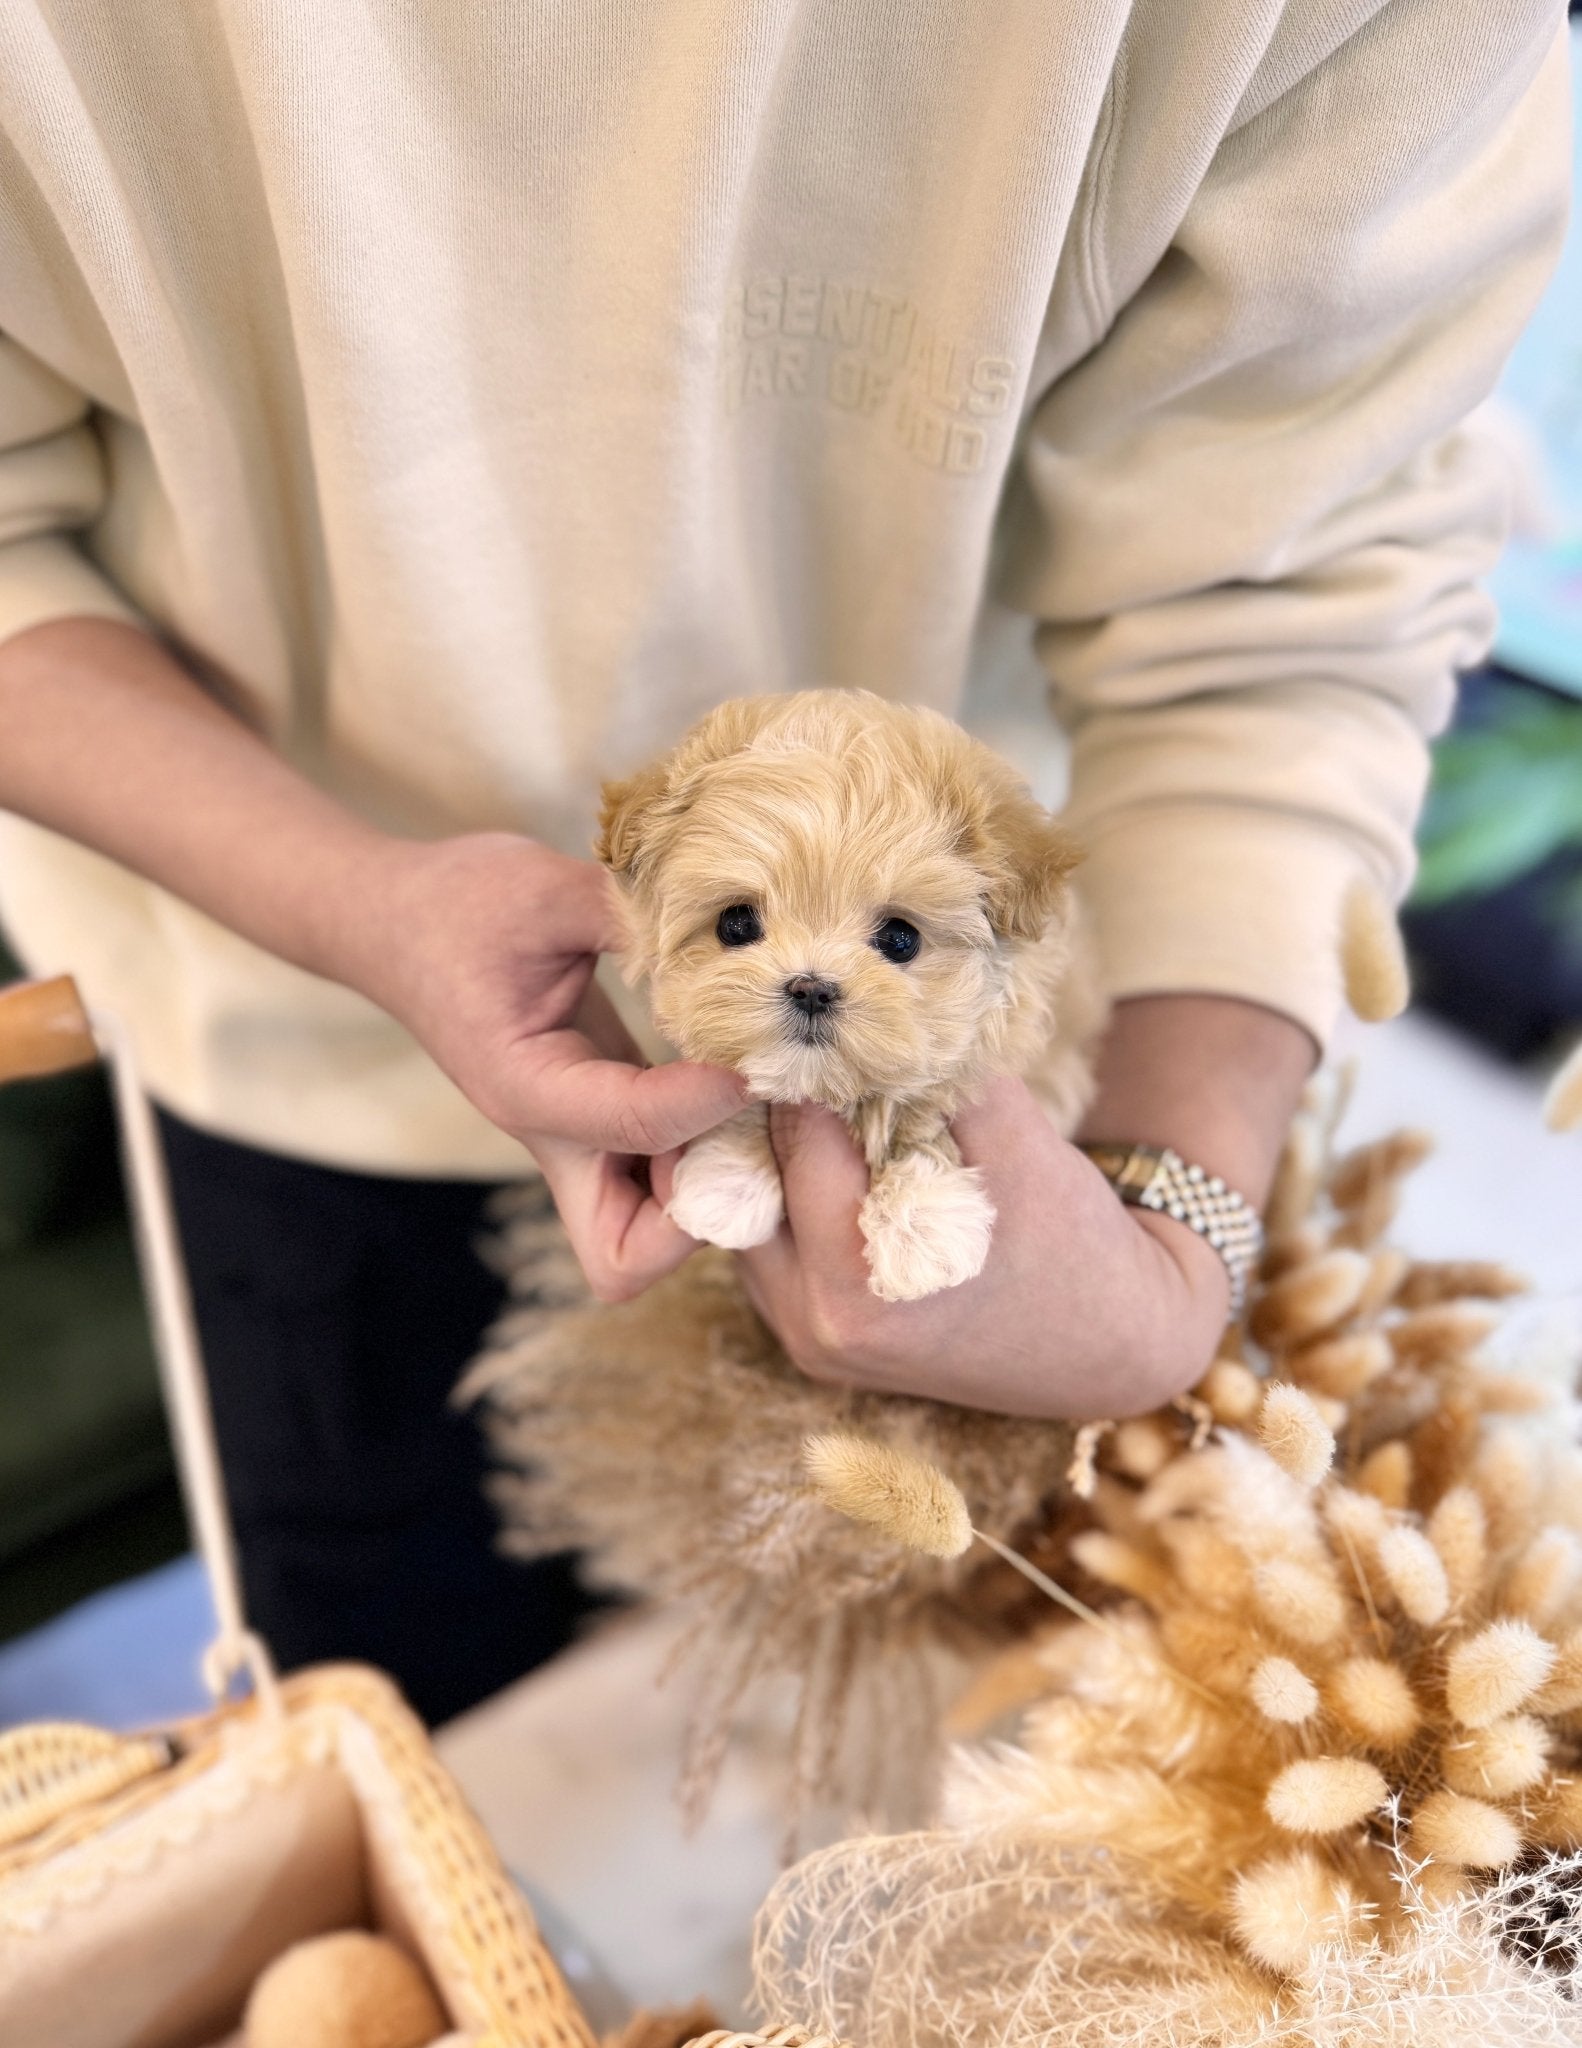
1002,10,1572,1048
0,331,141,647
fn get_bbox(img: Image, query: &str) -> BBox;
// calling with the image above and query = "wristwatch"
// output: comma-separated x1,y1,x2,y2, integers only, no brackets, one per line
1078,1142,1264,1317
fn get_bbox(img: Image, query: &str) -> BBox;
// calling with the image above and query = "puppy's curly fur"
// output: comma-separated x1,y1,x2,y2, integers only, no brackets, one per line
597,690,1101,1299
466,697,1103,1834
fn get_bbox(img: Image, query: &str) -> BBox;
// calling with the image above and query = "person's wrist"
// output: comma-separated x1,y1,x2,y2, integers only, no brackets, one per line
1080,1150,1232,1407
288,819,421,999
1075,993,1315,1210
310,828,596,1030
1129,1203,1232,1322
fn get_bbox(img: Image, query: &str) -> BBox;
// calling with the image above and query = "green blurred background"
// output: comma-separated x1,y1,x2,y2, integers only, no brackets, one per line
0,936,181,1643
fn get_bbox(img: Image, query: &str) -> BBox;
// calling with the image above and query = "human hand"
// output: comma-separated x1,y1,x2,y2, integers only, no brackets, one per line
338,832,745,1299
727,1077,1232,1419
0,623,739,1297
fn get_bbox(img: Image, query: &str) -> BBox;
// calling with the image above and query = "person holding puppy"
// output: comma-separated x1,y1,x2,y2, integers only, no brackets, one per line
0,2,1568,1714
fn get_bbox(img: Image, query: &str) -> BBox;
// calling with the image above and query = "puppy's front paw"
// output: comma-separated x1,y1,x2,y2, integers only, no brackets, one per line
859,1154,995,1302
665,1123,784,1250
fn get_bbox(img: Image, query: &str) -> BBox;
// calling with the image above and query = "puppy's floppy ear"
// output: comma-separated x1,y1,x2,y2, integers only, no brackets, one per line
596,695,786,876
964,781,1082,942
595,757,672,876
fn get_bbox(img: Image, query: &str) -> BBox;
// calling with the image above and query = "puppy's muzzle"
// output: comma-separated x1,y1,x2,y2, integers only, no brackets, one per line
784,973,841,1030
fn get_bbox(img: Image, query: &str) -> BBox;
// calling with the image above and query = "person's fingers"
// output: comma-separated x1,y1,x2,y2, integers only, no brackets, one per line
648,1145,683,1209
585,1158,700,1292
504,1028,747,1153
734,1248,792,1342
533,855,629,958
739,1102,871,1301
953,1079,1129,1231
948,1075,1048,1170
534,1139,700,1299
572,977,646,1065
770,1098,867,1184
768,1101,871,1235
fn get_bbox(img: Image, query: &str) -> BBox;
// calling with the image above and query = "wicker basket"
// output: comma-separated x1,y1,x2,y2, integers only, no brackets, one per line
0,978,595,2048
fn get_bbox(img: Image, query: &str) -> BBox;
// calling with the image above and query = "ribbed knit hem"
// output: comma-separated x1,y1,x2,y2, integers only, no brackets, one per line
0,534,141,648
1073,806,1381,1052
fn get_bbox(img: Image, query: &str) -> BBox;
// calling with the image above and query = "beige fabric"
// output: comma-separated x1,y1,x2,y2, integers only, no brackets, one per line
0,2,1569,1173
0,1756,367,2048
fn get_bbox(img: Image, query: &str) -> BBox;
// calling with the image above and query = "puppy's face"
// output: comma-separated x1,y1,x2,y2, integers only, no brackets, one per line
597,694,1078,1109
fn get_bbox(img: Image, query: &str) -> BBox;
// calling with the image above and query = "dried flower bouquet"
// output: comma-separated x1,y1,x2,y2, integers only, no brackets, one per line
754,1077,1582,2044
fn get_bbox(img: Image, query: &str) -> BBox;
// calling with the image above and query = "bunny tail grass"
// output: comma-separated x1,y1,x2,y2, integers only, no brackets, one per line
1341,879,1409,1022
802,1433,973,1559
1544,1040,1582,1134
804,1432,1228,1711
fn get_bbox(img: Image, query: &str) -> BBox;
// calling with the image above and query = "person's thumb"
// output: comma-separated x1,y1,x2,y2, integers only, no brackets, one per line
538,855,629,957
767,1102,870,1214
598,1058,749,1155
512,1036,747,1153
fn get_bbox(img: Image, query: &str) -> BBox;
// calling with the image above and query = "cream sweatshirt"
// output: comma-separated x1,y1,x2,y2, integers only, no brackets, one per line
0,2,1569,1176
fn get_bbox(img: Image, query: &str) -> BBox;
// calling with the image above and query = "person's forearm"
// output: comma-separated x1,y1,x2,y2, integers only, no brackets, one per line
0,616,391,985
0,616,745,1298
1075,992,1317,1211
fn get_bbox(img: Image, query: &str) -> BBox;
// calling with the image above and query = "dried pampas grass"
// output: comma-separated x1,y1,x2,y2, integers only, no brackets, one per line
1265,1757,1389,1834
474,1063,1581,2048
754,1829,1582,2047
750,1076,1582,2043
1257,1385,1335,1487
464,1182,1077,1829
1249,1656,1319,1725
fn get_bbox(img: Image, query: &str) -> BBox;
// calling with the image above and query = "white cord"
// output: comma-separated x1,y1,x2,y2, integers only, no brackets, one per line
94,1010,281,1717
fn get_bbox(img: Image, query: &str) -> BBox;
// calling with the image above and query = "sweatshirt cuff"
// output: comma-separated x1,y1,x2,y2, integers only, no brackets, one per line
0,534,143,650
1073,806,1380,1052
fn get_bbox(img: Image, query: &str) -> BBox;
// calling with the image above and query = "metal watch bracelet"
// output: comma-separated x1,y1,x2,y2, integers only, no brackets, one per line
1077,1142,1264,1317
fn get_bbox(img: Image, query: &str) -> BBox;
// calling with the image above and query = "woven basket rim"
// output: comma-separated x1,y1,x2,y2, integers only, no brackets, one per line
0,1661,594,2048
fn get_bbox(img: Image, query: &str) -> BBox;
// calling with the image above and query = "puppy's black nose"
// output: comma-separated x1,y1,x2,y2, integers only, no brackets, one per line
784,973,841,1018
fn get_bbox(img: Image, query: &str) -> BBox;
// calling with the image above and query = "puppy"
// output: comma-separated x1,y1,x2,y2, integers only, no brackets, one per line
596,691,1100,1301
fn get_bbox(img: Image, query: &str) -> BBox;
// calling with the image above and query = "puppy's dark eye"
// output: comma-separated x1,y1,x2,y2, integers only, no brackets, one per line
716,903,764,948
872,915,921,964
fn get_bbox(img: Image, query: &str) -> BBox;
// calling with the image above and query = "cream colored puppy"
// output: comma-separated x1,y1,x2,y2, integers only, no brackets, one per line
597,691,1100,1302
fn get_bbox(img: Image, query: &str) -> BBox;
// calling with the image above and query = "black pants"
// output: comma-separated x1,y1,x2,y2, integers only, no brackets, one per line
158,1111,591,1726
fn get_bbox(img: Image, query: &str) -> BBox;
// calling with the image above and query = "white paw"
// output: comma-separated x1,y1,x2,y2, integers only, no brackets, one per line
666,1136,784,1250
859,1154,995,1302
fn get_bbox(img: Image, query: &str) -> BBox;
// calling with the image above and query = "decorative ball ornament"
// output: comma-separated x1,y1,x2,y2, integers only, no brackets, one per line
244,1930,447,2048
